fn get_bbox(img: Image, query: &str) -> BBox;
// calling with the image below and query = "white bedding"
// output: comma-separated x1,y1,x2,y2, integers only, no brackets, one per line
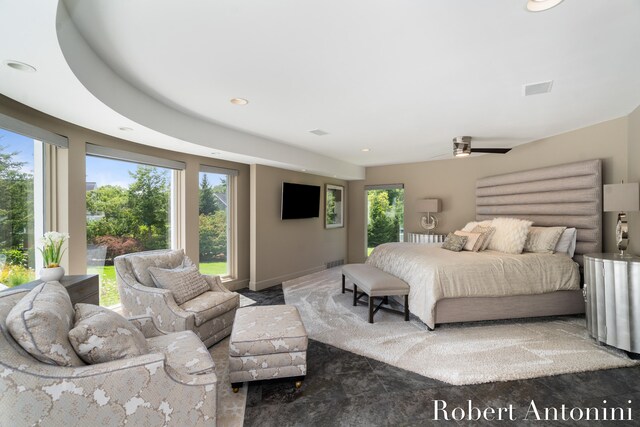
365,243,581,328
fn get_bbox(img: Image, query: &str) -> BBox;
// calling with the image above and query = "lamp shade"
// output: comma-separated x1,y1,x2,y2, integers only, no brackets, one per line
603,183,640,212
416,199,441,213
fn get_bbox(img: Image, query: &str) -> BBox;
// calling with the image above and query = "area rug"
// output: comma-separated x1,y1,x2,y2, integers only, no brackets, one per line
283,268,637,385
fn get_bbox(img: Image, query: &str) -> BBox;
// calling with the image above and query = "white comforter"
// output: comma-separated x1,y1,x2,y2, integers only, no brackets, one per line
366,243,580,328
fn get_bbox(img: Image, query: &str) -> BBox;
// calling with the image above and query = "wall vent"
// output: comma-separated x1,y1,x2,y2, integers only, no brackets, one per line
326,259,345,269
309,129,329,136
523,80,553,96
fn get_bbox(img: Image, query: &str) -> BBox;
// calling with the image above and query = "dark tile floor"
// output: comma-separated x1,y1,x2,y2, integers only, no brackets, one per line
238,287,640,426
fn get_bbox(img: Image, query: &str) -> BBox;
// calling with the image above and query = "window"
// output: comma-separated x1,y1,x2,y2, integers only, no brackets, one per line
199,165,237,278
85,144,185,307
365,184,405,256
0,113,68,289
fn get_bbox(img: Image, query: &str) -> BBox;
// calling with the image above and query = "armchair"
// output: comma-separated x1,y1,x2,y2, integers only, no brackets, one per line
0,289,217,426
115,249,239,347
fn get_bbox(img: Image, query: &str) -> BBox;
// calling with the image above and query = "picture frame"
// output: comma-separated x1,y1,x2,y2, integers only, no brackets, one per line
325,184,344,229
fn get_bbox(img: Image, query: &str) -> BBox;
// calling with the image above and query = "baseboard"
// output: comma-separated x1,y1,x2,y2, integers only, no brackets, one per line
250,265,326,291
222,278,250,291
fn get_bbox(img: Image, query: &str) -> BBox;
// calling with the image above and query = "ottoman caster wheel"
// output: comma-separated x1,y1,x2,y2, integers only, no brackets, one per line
295,381,303,389
232,387,239,393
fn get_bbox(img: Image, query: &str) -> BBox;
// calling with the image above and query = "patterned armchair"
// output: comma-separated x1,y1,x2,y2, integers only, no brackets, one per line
115,249,239,347
0,288,217,426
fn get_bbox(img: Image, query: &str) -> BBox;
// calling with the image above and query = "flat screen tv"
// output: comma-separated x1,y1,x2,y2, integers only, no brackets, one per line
281,182,321,220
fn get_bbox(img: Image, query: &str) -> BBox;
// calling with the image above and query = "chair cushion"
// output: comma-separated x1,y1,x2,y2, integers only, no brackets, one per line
229,305,308,357
68,304,148,364
180,291,239,326
128,249,186,287
148,265,209,305
6,282,84,366
147,330,215,375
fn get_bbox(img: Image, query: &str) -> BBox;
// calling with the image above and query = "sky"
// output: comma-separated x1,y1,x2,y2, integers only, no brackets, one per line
1,127,225,188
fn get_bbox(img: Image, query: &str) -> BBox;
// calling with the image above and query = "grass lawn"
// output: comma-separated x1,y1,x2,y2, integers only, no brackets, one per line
89,261,227,307
367,247,374,256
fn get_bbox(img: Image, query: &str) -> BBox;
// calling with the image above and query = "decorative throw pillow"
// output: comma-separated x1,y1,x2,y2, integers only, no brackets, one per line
147,265,210,305
6,282,84,366
555,227,578,257
69,304,148,364
486,217,533,254
461,220,493,232
442,232,468,252
128,249,186,287
471,225,496,251
524,226,566,254
453,230,482,251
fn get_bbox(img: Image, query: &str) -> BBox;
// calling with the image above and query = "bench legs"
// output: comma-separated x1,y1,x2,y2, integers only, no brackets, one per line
404,294,409,321
342,274,346,294
369,296,374,323
353,284,358,306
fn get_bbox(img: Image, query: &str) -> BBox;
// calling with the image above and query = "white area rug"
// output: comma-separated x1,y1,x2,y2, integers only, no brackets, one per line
209,295,255,426
283,268,637,385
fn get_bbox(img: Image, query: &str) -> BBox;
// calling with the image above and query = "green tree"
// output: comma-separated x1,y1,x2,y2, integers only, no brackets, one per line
86,185,132,239
367,190,397,247
199,211,227,262
326,190,336,224
127,166,170,250
0,146,34,261
199,174,218,216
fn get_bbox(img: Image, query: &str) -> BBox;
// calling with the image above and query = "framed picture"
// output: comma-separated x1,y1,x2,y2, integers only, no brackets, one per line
325,184,344,229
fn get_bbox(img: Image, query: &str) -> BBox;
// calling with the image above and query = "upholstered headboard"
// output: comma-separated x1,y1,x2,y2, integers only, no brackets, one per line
475,159,602,266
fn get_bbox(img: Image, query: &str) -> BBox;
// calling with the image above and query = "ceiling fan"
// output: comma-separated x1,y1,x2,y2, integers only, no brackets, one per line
453,136,511,157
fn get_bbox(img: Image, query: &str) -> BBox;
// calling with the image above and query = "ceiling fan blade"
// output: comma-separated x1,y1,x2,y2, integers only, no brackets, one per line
470,148,512,154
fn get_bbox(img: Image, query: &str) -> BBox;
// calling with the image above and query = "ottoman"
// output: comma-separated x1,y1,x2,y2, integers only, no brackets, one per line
229,305,308,392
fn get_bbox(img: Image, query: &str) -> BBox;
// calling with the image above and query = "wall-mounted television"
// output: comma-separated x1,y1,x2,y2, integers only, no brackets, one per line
281,182,321,220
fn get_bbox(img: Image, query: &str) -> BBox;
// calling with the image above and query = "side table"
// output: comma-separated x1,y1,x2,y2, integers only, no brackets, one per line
404,232,446,244
6,275,100,305
584,253,640,355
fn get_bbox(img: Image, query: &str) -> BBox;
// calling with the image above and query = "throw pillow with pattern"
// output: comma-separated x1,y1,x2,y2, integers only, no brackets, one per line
148,265,210,305
442,232,468,252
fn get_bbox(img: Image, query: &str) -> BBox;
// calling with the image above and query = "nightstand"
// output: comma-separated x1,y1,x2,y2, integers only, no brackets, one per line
584,253,640,355
404,232,445,244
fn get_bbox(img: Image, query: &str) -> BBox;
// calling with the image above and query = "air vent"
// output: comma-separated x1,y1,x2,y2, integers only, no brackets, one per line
309,129,329,136
523,80,553,96
326,259,345,269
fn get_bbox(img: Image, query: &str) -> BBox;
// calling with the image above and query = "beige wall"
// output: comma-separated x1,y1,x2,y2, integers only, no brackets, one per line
0,95,251,289
348,117,630,263
250,164,347,290
628,104,640,255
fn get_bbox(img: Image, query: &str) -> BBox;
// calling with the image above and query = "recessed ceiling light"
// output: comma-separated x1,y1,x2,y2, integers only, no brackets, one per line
230,98,249,105
526,0,564,12
211,151,220,155
301,169,307,172
4,60,36,73
361,148,371,152
119,126,133,131
309,129,329,136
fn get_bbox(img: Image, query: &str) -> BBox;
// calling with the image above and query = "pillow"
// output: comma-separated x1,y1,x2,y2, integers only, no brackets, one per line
554,227,578,257
486,217,533,254
128,249,186,287
6,282,84,366
524,226,566,254
442,232,468,252
471,225,496,251
148,265,210,305
453,230,482,251
461,220,493,232
69,304,148,364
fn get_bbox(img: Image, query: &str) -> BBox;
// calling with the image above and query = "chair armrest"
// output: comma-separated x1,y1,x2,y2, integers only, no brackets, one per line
118,279,196,332
203,274,231,293
127,315,167,338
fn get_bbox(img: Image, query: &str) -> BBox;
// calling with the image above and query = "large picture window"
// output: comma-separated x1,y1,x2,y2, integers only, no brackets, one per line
0,128,43,288
199,167,235,277
85,145,184,307
365,184,405,256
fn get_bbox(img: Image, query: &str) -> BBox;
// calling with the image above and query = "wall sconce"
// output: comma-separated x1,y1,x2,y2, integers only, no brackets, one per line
604,182,639,257
416,199,441,234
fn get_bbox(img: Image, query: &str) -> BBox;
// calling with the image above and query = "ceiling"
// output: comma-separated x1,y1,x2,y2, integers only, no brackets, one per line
1,1,639,180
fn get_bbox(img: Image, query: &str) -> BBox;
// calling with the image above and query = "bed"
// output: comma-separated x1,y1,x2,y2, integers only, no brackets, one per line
366,158,602,329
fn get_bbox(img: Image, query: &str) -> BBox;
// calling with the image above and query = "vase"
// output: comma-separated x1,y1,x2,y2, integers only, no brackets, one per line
39,266,65,282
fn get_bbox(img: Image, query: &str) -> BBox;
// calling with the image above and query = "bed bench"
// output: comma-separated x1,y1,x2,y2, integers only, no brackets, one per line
342,264,410,324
